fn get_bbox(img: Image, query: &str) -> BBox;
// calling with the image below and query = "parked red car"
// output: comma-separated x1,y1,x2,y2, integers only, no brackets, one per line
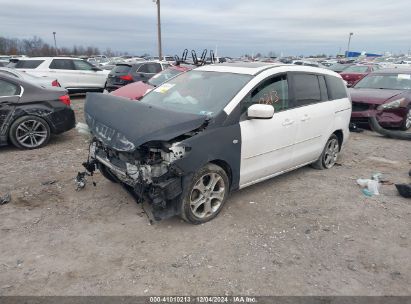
111,65,194,100
350,69,411,130
340,64,380,87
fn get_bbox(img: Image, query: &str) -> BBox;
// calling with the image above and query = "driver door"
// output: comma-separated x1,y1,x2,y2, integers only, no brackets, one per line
239,74,299,187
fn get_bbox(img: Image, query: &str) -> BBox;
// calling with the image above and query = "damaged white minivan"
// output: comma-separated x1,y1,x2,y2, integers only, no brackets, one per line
80,62,351,224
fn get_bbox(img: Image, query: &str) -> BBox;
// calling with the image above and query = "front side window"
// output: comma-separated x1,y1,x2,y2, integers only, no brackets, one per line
242,75,289,113
0,79,20,96
49,59,75,70
293,74,321,106
73,60,95,71
14,60,44,69
142,70,252,116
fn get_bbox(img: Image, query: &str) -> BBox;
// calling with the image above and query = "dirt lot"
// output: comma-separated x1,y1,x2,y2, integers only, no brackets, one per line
0,96,410,296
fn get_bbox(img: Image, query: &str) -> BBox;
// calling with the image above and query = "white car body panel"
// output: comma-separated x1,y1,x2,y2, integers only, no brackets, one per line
196,64,351,189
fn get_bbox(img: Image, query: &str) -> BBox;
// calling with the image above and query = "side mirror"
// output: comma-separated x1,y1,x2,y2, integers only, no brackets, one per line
247,104,274,119
91,67,101,72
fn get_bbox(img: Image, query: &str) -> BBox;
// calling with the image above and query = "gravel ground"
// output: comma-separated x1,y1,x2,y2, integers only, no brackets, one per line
0,96,410,296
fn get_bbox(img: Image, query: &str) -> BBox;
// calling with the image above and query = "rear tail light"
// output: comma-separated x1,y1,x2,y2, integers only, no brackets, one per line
119,75,133,81
52,80,61,87
59,95,71,106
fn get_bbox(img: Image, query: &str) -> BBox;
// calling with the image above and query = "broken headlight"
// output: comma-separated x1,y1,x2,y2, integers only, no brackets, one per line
377,98,407,110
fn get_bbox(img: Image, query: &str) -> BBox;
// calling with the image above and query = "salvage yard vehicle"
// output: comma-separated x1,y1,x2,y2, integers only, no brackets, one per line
111,64,194,100
105,61,170,92
0,74,75,149
11,57,109,93
350,68,411,130
340,64,380,87
81,63,351,224
0,67,61,88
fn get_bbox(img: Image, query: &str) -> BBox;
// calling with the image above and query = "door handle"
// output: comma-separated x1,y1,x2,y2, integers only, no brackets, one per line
301,115,310,122
282,119,295,126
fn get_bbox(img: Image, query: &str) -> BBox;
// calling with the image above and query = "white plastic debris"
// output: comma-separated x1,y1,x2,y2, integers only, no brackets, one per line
356,179,380,196
75,122,91,136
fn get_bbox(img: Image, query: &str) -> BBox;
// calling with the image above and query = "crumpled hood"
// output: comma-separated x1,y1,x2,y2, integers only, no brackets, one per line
84,93,207,152
349,88,404,105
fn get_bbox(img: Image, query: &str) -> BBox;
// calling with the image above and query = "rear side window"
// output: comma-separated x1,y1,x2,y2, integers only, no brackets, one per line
138,63,162,73
112,65,131,74
49,59,75,70
73,60,95,70
326,75,348,100
14,60,44,69
293,74,321,106
0,79,20,96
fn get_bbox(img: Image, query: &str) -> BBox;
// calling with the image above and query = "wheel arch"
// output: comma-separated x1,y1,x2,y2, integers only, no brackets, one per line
209,159,233,191
333,129,344,151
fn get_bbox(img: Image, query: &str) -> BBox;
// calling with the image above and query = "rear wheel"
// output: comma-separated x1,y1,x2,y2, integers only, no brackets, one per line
311,134,340,170
180,164,229,224
9,116,51,149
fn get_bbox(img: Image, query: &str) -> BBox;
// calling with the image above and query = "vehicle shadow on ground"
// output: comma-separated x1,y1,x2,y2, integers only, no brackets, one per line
158,165,311,228
0,132,75,152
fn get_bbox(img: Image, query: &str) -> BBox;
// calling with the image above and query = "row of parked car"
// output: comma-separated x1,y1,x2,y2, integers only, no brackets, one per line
0,55,410,151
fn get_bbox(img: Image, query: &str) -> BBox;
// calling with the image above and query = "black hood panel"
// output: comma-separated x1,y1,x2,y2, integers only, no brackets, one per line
84,93,207,151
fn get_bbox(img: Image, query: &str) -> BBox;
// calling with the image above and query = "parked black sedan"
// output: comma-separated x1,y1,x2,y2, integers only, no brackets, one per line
0,74,75,149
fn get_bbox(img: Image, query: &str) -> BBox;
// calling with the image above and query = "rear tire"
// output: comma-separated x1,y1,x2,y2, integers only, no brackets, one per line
180,164,230,224
311,134,340,170
9,116,51,149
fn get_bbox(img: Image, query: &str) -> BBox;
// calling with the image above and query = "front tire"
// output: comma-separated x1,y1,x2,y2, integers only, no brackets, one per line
180,164,230,224
400,107,411,131
9,116,51,149
311,134,340,170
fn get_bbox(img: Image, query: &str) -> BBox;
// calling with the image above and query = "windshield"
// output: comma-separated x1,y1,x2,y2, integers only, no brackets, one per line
342,66,369,73
141,70,252,116
354,74,411,90
148,68,183,87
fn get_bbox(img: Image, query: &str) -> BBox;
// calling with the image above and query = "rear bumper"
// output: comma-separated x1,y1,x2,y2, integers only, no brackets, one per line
48,107,76,134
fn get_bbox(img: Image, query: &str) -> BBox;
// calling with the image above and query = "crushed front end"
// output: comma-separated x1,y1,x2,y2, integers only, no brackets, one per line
84,137,189,220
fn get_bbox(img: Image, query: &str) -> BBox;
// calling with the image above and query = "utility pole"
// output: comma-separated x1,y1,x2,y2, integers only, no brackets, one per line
347,32,354,57
153,0,162,59
53,32,58,55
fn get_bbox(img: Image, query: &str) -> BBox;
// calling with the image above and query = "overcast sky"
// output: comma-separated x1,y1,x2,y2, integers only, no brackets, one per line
1,0,410,56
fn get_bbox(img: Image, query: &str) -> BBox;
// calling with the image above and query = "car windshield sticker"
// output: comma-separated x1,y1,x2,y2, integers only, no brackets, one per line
398,74,411,80
154,83,175,94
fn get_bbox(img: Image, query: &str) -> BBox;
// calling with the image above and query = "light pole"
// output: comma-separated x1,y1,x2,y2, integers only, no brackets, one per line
347,32,354,57
53,32,58,55
153,0,162,59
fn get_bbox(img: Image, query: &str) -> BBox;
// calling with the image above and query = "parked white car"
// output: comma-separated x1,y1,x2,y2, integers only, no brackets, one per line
12,57,109,93
0,67,61,88
81,62,352,223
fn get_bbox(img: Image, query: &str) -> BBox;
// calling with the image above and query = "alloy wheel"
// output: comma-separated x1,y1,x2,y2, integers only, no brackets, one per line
405,109,411,130
189,172,226,219
323,138,339,168
15,120,48,148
